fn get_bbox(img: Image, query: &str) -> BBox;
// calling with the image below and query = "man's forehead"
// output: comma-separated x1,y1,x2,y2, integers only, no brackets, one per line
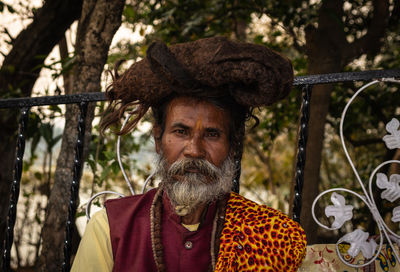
166,96,213,109
165,96,231,128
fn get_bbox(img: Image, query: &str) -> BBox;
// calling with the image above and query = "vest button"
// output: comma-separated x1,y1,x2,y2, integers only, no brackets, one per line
184,241,193,249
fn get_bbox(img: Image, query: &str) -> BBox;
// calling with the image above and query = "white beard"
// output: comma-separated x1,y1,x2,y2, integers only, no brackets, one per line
156,156,235,216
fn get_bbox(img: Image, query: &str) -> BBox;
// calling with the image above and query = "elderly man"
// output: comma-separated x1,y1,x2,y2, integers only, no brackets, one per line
72,37,306,271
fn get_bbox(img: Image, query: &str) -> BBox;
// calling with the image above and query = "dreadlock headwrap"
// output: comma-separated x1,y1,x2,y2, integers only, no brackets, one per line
101,36,294,169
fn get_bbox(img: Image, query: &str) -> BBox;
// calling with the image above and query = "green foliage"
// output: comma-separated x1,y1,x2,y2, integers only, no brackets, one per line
126,0,247,42
8,0,399,255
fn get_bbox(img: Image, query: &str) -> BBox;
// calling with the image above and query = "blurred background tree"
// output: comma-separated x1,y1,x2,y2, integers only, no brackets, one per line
0,0,399,269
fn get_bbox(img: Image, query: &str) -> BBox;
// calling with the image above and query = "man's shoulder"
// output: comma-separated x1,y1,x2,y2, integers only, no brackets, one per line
226,192,305,235
105,188,157,206
227,192,289,219
217,192,307,271
104,188,158,219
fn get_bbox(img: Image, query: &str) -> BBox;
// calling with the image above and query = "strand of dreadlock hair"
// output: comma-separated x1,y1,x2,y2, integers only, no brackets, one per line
150,188,165,272
210,194,228,270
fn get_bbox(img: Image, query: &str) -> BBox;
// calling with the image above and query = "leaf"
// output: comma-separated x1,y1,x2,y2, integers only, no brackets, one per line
35,213,42,224
34,171,43,180
123,5,136,20
6,4,15,13
49,134,62,149
272,30,282,37
30,133,41,157
111,160,121,175
75,211,86,218
100,166,111,182
49,105,62,114
104,150,116,160
87,159,97,172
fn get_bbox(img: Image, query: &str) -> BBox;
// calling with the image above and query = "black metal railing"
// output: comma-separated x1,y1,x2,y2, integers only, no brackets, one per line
62,102,88,272
2,107,29,272
0,69,399,271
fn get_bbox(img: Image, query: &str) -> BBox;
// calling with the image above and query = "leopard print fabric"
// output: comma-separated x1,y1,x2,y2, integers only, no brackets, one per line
215,192,307,272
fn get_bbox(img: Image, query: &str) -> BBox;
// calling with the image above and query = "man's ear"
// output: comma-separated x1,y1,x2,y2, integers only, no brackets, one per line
153,125,162,154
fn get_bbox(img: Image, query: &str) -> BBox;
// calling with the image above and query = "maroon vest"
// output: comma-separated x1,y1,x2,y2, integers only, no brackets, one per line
105,189,217,272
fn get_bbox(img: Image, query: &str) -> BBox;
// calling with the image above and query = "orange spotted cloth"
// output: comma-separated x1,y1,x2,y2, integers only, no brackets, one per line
215,193,307,272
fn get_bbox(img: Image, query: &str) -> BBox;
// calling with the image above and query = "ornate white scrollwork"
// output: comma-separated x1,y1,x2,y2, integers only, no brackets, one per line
312,78,400,268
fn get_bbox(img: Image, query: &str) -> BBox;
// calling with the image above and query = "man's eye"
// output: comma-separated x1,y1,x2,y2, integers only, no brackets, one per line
174,129,186,135
206,131,220,138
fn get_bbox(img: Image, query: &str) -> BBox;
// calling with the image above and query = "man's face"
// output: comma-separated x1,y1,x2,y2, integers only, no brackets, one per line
154,96,234,215
155,96,231,168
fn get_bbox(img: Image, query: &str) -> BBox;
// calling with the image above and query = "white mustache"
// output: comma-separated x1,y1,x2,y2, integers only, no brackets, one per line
167,158,221,180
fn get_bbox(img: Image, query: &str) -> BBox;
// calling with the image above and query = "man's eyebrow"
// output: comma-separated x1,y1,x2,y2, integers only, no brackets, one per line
205,127,221,132
170,122,226,132
205,127,225,134
170,122,190,129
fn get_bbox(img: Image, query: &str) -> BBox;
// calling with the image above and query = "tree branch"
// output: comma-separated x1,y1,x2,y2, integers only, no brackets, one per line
345,135,383,147
245,134,270,164
269,17,305,52
2,27,15,43
0,0,83,97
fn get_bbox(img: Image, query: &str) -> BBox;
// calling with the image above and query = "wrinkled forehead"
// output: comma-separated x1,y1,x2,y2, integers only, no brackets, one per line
166,96,227,114
166,95,227,110
165,96,231,130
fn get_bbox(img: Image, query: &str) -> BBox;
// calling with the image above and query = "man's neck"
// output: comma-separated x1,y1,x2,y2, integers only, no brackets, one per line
181,203,207,225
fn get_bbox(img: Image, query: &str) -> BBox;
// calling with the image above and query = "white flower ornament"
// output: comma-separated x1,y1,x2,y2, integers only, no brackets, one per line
340,229,377,259
376,173,400,202
311,79,400,269
383,118,400,149
325,193,353,229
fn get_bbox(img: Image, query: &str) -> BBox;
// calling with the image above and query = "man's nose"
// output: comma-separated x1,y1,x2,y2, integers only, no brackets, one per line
184,136,205,159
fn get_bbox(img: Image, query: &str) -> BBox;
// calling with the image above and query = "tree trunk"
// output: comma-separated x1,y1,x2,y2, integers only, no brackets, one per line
390,149,400,175
37,0,125,270
0,0,82,267
298,0,390,244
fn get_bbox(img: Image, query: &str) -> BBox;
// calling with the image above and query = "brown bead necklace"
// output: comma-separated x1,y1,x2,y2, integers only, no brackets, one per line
150,188,227,272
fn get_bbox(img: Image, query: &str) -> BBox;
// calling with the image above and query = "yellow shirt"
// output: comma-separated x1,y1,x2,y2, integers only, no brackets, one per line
71,209,113,271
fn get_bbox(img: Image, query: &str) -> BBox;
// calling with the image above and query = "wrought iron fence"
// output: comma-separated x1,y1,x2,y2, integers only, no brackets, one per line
0,69,399,271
